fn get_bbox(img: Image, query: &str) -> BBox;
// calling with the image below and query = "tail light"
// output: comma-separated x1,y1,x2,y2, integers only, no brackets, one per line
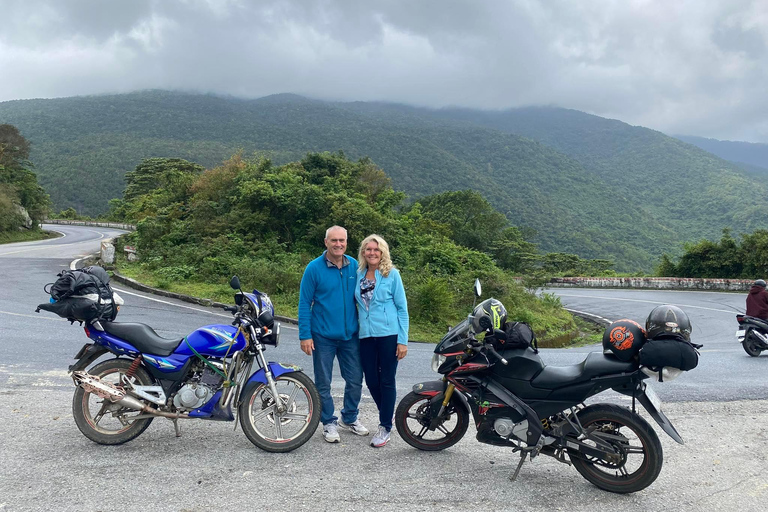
84,326,91,337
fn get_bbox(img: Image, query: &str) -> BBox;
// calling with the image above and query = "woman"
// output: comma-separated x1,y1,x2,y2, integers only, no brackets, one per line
355,234,409,448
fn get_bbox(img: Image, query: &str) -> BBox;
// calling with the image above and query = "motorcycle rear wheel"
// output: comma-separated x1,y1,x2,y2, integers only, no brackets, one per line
568,404,662,494
395,391,469,451
72,358,154,445
238,371,321,453
743,331,763,357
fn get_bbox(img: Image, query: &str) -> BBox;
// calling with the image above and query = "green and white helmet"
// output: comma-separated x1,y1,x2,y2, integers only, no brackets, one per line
471,298,507,333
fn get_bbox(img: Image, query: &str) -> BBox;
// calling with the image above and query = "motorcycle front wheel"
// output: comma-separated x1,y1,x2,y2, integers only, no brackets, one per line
72,358,154,445
238,371,321,453
568,403,663,494
743,330,764,357
395,391,469,451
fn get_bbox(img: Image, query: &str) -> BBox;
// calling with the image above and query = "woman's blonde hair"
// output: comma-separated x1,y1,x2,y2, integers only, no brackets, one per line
358,234,393,277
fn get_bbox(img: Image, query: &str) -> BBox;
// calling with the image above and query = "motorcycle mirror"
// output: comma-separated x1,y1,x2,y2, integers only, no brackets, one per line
472,278,482,309
229,275,241,290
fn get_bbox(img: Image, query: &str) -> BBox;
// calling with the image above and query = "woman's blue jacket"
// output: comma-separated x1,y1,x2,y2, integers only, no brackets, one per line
354,267,409,345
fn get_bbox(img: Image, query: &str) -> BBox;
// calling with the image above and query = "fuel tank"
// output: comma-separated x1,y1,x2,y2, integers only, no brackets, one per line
488,347,550,399
180,324,248,357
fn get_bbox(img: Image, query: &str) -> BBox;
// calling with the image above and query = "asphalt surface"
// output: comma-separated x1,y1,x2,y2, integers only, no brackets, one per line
1,225,767,511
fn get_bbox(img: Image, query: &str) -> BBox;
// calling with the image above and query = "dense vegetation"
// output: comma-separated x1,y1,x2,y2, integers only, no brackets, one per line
5,91,768,271
0,124,50,233
657,228,768,279
112,153,577,343
674,135,768,174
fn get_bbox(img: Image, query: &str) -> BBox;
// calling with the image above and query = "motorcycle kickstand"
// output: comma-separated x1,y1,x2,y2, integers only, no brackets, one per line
172,418,182,438
510,452,528,482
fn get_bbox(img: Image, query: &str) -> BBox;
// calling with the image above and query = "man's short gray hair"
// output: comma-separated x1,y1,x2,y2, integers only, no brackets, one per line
325,226,347,240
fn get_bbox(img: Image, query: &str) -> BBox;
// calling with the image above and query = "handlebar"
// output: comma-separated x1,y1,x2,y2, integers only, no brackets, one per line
222,305,238,314
486,344,508,365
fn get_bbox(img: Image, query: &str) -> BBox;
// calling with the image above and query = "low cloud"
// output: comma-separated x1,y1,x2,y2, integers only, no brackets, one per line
1,0,766,142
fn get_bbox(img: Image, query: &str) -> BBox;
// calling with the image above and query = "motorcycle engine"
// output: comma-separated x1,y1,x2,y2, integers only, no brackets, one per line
494,418,529,441
172,364,225,411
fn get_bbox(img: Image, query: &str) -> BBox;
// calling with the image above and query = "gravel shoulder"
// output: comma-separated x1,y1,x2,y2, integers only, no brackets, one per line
1,382,766,512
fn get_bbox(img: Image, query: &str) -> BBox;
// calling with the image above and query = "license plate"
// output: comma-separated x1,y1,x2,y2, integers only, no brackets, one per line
736,329,746,341
644,384,662,412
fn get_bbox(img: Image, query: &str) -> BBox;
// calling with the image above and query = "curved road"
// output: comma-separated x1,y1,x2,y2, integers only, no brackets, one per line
2,226,765,402
545,287,768,402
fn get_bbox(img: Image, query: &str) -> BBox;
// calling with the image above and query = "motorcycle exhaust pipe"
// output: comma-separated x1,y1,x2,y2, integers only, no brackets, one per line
750,329,768,348
72,371,189,419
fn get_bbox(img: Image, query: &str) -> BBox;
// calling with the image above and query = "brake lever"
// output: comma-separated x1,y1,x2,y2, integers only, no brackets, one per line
486,344,509,365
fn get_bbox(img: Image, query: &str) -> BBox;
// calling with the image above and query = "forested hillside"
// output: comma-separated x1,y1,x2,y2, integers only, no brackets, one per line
2,91,766,271
674,135,768,175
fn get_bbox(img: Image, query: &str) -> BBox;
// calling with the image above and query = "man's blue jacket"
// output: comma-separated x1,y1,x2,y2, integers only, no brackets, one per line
298,252,359,341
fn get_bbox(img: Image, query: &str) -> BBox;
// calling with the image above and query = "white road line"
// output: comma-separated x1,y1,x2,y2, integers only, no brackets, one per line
556,293,736,314
1,310,67,321
110,286,298,330
0,231,107,256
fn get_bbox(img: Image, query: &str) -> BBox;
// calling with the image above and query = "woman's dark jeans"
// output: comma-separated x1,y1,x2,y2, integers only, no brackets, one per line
360,334,399,431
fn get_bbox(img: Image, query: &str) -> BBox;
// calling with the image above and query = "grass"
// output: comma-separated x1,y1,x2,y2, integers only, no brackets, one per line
0,229,61,244
116,259,602,349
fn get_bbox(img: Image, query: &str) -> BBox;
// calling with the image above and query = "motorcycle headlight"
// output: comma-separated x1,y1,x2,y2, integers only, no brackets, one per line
431,353,446,373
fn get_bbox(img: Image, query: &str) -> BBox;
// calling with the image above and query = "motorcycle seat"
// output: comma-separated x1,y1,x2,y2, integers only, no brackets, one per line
102,321,183,357
531,351,637,390
740,315,768,329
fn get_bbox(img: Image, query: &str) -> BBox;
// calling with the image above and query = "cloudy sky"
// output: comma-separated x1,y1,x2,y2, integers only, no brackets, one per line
1,0,767,142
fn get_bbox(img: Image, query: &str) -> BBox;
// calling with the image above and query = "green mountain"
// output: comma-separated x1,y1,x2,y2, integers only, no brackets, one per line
673,134,768,176
1,90,766,272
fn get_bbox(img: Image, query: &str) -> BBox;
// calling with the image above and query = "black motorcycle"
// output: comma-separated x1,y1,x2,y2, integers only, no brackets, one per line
736,314,768,357
395,281,698,494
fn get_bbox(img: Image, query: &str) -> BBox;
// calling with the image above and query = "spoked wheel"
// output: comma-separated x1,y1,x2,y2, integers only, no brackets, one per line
568,404,663,494
72,358,154,445
395,391,469,451
239,371,321,453
743,331,764,357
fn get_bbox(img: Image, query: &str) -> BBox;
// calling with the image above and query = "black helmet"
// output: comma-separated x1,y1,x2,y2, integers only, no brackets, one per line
755,279,766,288
645,305,692,342
602,319,646,361
471,298,507,333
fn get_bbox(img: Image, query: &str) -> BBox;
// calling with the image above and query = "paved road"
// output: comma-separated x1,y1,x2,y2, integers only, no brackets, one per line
543,287,768,402
1,226,767,511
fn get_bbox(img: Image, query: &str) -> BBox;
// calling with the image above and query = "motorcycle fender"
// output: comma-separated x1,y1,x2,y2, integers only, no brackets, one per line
68,343,109,373
411,380,471,415
637,390,684,445
240,362,304,400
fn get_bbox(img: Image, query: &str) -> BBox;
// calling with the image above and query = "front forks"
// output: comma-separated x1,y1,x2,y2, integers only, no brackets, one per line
428,382,456,430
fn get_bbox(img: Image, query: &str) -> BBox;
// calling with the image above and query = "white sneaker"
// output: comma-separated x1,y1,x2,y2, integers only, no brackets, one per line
371,426,390,448
323,421,340,443
338,418,370,436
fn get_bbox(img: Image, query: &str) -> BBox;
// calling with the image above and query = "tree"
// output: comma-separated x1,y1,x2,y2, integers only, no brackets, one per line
0,124,50,228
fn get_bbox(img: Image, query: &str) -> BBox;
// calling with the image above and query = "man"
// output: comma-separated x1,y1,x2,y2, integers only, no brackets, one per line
746,279,768,320
298,226,369,443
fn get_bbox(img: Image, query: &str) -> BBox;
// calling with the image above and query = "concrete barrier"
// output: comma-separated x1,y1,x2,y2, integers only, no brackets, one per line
44,219,136,231
548,276,753,291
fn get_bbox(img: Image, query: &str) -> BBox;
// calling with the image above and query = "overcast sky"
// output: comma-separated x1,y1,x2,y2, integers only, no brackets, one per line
1,0,767,142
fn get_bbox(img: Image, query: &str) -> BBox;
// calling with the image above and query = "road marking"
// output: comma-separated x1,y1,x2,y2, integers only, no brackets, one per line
0,230,107,256
111,286,298,330
555,293,737,315
0,310,67,322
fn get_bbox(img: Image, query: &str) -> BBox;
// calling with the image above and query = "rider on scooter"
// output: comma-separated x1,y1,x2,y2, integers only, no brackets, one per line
746,279,768,319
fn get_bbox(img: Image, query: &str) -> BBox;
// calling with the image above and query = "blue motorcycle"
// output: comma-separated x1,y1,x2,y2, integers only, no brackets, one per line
42,276,320,452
